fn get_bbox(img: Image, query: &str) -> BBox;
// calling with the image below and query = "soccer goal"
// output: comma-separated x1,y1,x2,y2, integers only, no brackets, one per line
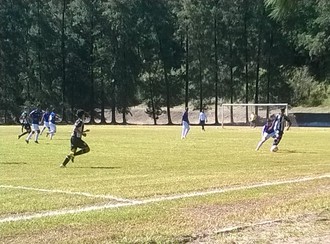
221,103,288,128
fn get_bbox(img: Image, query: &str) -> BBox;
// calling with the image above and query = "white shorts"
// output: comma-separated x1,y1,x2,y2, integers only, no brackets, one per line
31,124,40,131
262,131,276,140
182,121,190,129
49,123,56,133
43,121,50,128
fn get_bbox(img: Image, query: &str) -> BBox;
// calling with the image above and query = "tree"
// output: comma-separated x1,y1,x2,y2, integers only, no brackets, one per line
265,0,297,19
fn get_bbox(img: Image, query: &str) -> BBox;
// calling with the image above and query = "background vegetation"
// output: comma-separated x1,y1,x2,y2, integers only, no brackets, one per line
1,0,329,124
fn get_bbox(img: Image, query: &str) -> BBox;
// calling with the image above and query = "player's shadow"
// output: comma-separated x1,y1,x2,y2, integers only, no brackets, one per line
0,162,27,165
74,166,121,170
280,150,317,154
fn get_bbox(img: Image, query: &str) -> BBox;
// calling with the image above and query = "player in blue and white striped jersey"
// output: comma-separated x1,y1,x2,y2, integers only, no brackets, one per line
271,108,292,151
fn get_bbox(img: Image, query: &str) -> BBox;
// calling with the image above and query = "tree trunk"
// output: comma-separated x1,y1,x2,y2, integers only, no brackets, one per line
198,48,203,111
254,22,262,115
266,30,273,118
100,75,106,124
150,86,157,125
89,10,95,124
164,66,172,124
61,0,67,122
214,14,219,124
111,81,117,125
229,35,234,124
185,25,189,108
244,0,249,122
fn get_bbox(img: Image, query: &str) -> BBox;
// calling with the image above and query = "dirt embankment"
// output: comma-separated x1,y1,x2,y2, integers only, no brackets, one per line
95,105,330,126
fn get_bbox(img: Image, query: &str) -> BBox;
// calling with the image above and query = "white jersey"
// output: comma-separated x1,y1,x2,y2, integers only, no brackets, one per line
199,112,207,121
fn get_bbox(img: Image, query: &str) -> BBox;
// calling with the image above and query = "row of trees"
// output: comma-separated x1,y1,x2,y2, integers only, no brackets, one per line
0,0,329,124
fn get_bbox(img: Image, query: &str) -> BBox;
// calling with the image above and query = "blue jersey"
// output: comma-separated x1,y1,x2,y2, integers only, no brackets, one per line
29,109,41,125
49,112,56,124
182,111,189,123
262,123,274,134
42,112,50,122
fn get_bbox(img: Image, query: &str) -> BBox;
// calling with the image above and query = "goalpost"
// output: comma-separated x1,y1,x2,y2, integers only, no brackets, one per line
221,103,288,128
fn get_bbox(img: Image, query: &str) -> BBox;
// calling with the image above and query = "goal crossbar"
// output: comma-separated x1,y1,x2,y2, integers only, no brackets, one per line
221,103,288,128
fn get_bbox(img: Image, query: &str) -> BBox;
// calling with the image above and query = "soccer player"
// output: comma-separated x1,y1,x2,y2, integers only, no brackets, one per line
181,107,190,139
199,109,207,131
25,105,42,144
271,108,292,152
255,117,276,151
40,108,50,136
60,109,90,168
18,109,31,139
47,108,57,140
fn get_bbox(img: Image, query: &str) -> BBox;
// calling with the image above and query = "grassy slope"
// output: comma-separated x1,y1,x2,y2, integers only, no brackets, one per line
0,125,329,243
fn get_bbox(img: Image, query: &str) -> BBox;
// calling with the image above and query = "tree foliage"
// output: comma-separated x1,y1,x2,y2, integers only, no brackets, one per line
0,0,329,124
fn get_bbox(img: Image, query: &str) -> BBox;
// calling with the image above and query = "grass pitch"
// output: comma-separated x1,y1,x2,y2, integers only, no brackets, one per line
0,125,329,243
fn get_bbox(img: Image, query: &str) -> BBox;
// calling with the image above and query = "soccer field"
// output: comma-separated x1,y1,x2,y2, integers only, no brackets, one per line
0,125,329,243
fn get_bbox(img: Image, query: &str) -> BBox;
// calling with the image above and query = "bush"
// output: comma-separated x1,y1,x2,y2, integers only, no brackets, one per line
288,66,328,106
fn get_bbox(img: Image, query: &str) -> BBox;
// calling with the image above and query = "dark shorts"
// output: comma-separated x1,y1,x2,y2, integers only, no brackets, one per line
23,123,31,131
200,120,205,125
70,137,88,150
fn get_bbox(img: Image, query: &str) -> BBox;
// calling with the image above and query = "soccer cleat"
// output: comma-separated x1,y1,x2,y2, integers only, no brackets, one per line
25,139,29,144
60,164,66,168
35,141,39,144
18,135,20,139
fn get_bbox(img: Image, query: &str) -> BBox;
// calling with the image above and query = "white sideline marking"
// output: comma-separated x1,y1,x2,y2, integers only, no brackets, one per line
0,174,329,223
0,185,138,203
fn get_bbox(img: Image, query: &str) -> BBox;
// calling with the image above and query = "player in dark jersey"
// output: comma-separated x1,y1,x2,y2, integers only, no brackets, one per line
25,105,42,143
181,107,190,139
60,109,90,168
271,108,292,152
18,110,31,139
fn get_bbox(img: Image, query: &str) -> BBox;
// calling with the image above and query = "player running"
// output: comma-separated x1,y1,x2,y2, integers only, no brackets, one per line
60,109,90,168
18,109,31,139
255,117,276,151
181,107,190,139
47,108,57,140
25,105,42,144
270,108,292,152
40,108,50,136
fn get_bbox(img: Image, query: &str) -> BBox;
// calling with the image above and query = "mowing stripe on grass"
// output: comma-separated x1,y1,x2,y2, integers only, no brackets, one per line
0,174,329,223
0,185,138,203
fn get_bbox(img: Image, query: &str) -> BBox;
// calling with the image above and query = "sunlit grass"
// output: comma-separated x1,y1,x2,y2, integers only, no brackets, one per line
0,125,329,243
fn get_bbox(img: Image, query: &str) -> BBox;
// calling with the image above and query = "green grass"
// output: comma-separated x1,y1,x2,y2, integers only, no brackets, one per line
0,125,329,243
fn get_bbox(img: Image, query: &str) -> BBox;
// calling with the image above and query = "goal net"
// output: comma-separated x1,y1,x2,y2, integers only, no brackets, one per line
221,103,288,128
